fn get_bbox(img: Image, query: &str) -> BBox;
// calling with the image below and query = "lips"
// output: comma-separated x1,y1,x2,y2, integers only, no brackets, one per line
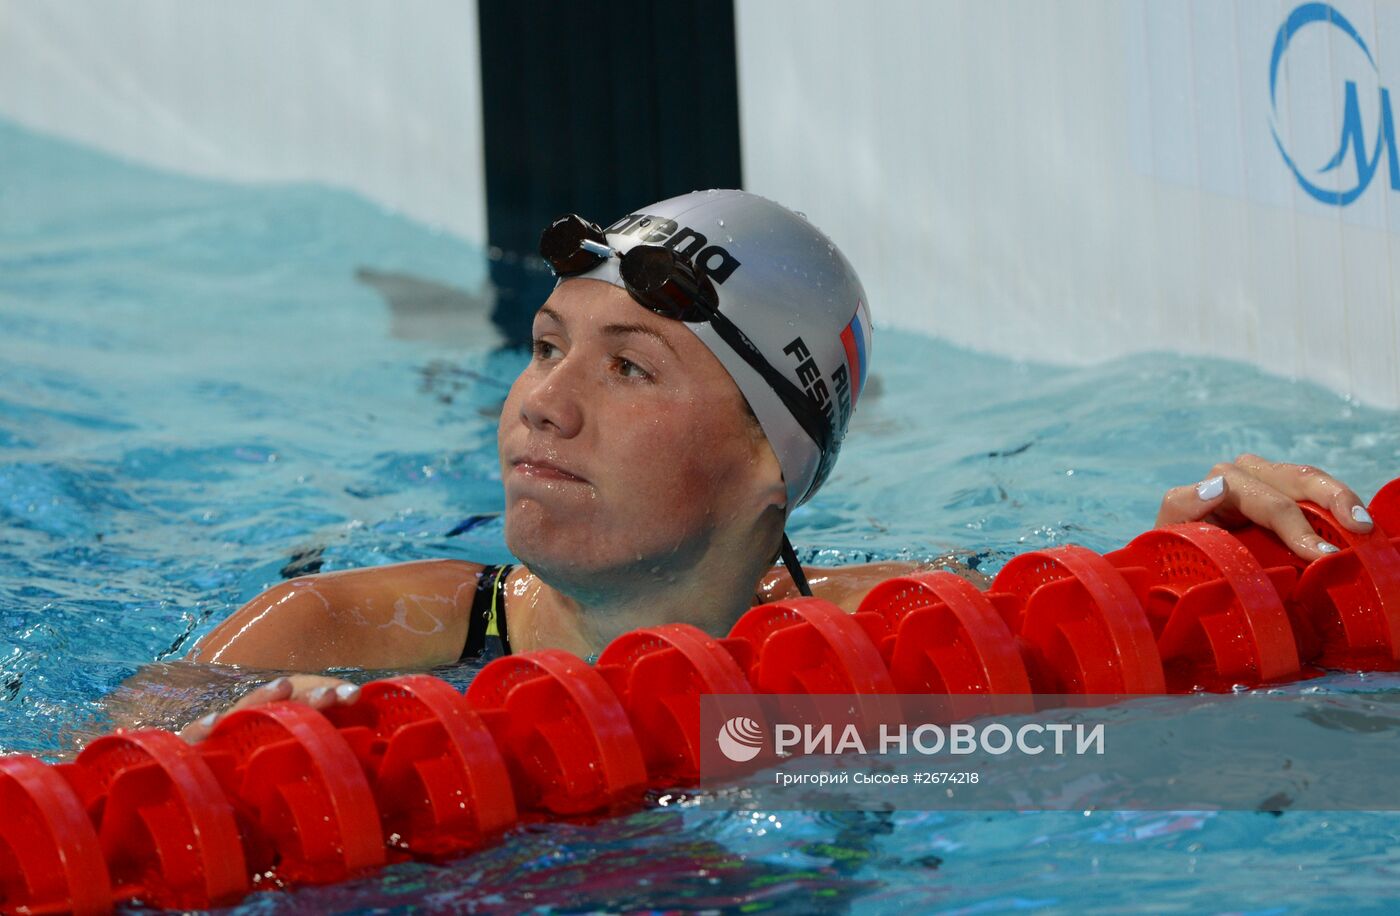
510,455,588,483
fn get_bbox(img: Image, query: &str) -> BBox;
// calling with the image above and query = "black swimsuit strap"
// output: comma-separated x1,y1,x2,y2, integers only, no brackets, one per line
495,567,512,655
495,571,512,655
460,564,514,661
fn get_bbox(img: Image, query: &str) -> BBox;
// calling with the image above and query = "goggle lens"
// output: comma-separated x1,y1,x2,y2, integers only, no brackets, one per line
539,215,609,276
617,245,716,323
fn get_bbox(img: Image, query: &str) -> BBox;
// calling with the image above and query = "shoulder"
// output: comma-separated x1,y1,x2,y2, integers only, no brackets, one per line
293,558,492,600
189,558,497,668
756,558,988,613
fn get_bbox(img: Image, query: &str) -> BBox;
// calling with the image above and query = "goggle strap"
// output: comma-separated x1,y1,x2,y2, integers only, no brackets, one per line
579,238,613,258
705,313,832,456
780,533,813,598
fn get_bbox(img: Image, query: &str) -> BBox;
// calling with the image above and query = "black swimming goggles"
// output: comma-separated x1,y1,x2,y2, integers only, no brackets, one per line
539,214,819,597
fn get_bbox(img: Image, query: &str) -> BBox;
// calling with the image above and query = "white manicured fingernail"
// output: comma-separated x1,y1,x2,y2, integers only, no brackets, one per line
308,687,331,703
1196,475,1225,500
334,683,359,702
268,676,289,690
1353,505,1373,526
199,712,219,728
1317,540,1340,554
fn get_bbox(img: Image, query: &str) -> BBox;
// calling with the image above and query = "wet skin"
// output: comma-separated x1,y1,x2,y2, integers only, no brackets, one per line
178,283,1376,737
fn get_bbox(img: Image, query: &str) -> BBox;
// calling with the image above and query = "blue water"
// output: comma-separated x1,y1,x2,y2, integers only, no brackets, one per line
4,118,1400,913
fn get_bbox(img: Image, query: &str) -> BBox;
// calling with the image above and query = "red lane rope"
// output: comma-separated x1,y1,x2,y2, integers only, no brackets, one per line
4,480,1399,913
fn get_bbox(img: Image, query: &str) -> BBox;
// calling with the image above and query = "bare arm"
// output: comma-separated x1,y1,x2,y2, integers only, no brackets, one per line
187,558,485,670
756,553,989,613
94,559,484,742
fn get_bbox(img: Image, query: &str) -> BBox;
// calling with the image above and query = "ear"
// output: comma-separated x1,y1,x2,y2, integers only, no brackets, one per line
761,477,788,514
757,490,787,551
745,429,787,514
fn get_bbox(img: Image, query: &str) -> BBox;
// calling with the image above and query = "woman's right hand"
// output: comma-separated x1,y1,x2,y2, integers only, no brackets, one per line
1154,454,1372,560
178,673,360,742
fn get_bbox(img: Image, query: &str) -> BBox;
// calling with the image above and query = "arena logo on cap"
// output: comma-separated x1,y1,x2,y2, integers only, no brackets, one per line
1270,2,1400,205
603,212,742,283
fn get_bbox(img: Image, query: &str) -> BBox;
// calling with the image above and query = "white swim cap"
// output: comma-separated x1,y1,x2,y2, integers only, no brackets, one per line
569,189,872,514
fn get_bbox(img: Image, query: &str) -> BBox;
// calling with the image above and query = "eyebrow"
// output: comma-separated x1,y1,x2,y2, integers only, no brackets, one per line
535,305,678,355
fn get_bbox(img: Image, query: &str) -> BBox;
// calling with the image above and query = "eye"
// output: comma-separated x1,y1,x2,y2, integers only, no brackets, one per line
615,357,652,381
532,338,561,361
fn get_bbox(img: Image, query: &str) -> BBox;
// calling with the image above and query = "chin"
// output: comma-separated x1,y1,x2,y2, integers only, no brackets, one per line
504,500,603,572
504,500,687,590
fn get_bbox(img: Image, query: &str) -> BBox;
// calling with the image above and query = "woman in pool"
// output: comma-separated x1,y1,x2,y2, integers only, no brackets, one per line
178,190,1377,739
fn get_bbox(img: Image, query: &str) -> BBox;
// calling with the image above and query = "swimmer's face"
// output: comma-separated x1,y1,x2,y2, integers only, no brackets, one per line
499,278,786,589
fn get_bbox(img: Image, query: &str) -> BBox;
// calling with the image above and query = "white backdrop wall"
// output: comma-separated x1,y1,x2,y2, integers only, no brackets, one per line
2,1,1397,408
0,0,487,242
736,0,1400,408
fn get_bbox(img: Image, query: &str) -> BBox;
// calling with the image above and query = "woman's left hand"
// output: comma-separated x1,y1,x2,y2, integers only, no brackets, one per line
178,674,360,743
1155,453,1373,560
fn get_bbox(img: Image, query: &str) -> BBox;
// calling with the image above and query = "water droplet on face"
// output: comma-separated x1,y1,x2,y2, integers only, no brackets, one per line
717,219,725,227
726,236,733,243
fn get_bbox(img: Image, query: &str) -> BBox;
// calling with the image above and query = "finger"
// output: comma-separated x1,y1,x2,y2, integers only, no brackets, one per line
179,710,221,743
282,675,347,701
299,680,359,710
180,676,292,743
1234,454,1373,533
1163,464,1340,559
305,686,336,710
1155,473,1229,527
231,676,293,711
1219,468,1340,559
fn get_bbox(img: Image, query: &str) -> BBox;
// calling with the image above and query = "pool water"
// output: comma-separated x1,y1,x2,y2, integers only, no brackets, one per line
4,118,1400,914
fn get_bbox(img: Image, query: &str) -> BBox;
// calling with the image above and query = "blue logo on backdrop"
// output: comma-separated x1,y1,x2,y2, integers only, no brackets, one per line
1271,3,1399,205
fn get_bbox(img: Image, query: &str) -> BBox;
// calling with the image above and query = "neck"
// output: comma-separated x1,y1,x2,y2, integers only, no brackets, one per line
506,552,770,657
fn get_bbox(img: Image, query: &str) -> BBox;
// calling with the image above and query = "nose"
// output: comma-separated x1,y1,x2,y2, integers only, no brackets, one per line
517,357,585,438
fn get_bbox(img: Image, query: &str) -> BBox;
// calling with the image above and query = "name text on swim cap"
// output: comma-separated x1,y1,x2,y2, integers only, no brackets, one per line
782,337,851,435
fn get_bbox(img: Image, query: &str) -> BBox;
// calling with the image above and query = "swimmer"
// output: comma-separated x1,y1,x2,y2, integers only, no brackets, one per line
175,190,1376,740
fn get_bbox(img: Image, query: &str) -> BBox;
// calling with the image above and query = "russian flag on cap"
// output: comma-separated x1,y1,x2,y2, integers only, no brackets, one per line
838,299,872,408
